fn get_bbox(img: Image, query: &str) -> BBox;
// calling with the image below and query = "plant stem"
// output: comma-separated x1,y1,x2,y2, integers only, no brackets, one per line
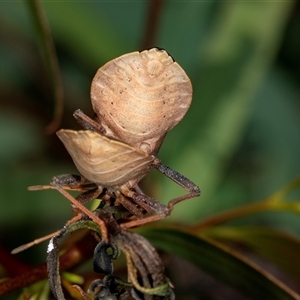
27,0,64,134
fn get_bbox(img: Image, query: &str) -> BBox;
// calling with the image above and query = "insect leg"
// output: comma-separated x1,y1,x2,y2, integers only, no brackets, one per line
120,185,168,215
120,213,168,230
154,162,201,210
115,192,145,219
28,174,94,192
133,185,146,195
11,230,60,254
119,187,170,230
73,109,106,134
121,162,201,229
49,182,109,242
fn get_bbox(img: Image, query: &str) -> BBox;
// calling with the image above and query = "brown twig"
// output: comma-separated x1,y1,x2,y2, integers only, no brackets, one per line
0,246,31,277
142,0,164,49
27,0,64,134
0,232,97,296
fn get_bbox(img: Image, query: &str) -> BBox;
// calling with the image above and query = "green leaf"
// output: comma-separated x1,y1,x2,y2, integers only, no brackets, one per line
142,227,300,300
205,226,300,282
157,1,295,221
41,2,131,67
17,280,49,300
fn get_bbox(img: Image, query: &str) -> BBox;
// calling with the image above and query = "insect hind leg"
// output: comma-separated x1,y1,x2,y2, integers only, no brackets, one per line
154,162,201,211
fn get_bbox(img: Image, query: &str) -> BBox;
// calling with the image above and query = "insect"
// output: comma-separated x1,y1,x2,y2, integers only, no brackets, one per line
28,48,200,239
90,48,193,155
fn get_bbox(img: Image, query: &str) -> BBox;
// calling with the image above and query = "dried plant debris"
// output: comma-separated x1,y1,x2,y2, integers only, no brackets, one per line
47,214,174,299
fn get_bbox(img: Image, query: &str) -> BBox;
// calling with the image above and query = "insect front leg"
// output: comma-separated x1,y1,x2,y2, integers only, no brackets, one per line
28,174,93,192
30,174,109,241
73,109,106,134
50,182,109,242
154,162,201,211
51,173,90,189
49,176,105,214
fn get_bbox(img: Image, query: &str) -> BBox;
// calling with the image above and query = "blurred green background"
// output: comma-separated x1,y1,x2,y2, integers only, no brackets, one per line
0,0,299,293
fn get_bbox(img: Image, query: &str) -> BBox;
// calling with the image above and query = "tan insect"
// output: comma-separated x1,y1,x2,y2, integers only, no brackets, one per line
28,48,200,242
57,129,156,188
91,48,193,154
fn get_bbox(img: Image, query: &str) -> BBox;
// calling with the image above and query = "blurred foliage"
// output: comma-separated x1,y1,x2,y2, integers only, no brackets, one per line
0,1,300,299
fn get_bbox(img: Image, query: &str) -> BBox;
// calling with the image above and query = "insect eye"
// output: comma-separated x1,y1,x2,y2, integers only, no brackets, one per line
139,142,151,154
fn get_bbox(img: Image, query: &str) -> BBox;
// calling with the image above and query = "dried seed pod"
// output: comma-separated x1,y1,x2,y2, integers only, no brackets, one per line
91,48,192,154
57,129,157,187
